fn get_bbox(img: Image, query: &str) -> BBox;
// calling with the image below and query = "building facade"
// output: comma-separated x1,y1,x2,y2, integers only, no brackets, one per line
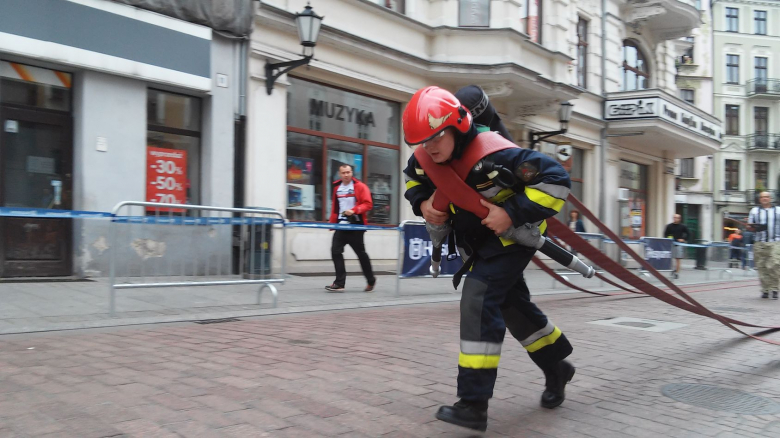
674,0,716,243
713,0,780,239
249,0,717,273
0,0,251,277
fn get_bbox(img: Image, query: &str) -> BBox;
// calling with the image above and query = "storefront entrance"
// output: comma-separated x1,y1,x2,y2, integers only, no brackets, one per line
0,62,73,277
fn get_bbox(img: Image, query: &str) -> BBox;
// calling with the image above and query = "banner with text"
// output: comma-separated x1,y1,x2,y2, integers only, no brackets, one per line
401,223,463,278
146,147,187,213
643,237,673,271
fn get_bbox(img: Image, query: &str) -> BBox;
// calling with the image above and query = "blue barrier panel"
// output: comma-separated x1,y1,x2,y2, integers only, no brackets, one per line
400,222,463,278
643,237,673,271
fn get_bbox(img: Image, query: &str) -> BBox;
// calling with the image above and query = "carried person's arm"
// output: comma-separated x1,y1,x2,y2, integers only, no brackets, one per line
498,148,571,227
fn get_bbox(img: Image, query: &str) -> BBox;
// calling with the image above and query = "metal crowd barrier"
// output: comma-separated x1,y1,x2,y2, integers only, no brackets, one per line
108,202,286,317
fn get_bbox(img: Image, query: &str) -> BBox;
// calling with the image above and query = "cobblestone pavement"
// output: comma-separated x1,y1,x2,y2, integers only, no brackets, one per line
0,280,779,437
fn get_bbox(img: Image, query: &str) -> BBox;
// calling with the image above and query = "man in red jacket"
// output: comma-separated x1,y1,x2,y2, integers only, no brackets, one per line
325,164,377,292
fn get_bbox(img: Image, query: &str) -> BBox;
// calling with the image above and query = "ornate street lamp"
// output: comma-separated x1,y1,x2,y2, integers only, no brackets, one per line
529,101,574,149
265,3,324,95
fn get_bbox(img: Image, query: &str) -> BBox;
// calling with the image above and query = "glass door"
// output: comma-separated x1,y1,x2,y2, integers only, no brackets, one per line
0,106,73,277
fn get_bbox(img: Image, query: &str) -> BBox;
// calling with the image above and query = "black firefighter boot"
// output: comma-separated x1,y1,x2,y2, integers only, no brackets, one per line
435,399,488,431
541,360,576,409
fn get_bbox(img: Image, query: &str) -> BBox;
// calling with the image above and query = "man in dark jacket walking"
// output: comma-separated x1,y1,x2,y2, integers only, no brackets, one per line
664,214,689,279
325,164,376,293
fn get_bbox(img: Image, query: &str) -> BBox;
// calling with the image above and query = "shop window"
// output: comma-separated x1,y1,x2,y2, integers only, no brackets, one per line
755,161,769,190
618,161,648,239
726,7,739,32
0,61,71,111
577,18,588,88
726,55,740,84
622,41,649,91
725,160,740,191
146,89,201,206
286,77,401,224
755,10,767,35
680,89,695,105
725,105,740,135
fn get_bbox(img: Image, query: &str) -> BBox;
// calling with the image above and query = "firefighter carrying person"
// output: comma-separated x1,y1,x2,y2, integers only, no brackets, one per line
402,85,576,432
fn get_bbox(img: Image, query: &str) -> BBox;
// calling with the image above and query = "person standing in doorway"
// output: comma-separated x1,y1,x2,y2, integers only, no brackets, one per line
325,164,377,293
664,214,689,279
748,191,780,299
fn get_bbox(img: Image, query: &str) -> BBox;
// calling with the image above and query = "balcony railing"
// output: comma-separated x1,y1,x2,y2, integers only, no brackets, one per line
747,78,780,96
747,133,780,150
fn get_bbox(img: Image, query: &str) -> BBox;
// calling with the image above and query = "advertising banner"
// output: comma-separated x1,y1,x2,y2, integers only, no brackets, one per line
644,237,673,271
146,147,187,212
401,223,463,277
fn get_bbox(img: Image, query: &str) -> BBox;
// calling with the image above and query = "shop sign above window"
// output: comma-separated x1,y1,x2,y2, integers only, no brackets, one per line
604,97,721,141
287,77,400,144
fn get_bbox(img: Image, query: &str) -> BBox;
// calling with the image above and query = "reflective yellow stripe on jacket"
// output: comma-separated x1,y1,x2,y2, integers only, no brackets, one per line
525,187,565,212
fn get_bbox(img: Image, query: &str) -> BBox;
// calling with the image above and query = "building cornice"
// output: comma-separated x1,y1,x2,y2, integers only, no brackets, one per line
254,3,580,100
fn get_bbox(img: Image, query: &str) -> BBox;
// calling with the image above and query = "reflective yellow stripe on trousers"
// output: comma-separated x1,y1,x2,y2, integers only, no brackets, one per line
458,340,502,369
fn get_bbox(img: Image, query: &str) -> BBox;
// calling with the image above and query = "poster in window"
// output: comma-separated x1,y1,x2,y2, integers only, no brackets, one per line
145,146,187,212
367,173,392,224
287,156,313,184
287,183,315,210
287,157,315,211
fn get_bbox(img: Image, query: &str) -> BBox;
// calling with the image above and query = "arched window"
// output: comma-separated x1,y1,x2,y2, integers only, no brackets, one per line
622,40,650,91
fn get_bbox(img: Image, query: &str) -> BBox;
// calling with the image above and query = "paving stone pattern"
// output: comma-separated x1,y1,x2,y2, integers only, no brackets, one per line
0,280,779,437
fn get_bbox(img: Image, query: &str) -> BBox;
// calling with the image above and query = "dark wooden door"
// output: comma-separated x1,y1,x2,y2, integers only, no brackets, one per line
0,106,73,277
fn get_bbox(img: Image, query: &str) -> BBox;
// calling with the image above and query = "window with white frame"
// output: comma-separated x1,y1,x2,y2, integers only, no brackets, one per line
680,158,694,178
725,160,740,191
622,40,649,91
680,89,695,105
727,55,740,84
755,10,767,35
577,17,588,88
726,8,739,32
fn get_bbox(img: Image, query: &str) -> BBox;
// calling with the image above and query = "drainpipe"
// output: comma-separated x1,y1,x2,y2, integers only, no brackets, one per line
599,0,608,220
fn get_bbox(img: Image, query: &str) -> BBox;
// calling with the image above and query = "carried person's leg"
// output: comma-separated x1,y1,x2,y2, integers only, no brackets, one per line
346,231,376,289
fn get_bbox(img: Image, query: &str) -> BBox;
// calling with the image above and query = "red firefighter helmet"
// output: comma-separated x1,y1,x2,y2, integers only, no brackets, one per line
402,86,473,145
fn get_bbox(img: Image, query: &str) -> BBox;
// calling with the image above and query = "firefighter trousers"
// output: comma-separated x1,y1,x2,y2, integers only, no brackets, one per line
457,248,573,401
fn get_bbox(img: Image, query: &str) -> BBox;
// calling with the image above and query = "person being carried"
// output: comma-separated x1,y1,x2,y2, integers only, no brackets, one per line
325,164,377,293
403,86,575,432
664,214,689,279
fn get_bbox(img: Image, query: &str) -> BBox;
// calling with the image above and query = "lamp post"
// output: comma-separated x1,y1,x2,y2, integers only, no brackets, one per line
528,101,574,149
266,4,324,95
